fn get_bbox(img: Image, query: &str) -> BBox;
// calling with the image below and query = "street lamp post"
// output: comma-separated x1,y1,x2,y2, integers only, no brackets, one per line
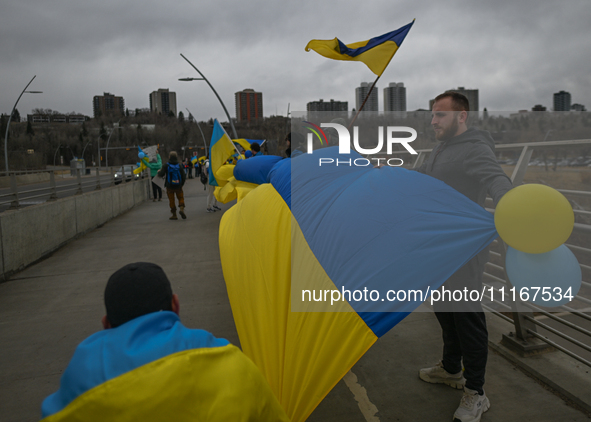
186,107,208,153
4,75,42,173
179,54,238,139
105,120,122,168
82,139,93,162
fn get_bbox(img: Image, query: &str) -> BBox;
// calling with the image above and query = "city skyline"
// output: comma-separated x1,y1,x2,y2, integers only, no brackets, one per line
1,0,590,122
12,85,586,124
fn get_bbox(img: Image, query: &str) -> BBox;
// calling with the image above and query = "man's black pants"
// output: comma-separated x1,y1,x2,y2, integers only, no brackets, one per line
433,252,488,395
434,310,488,394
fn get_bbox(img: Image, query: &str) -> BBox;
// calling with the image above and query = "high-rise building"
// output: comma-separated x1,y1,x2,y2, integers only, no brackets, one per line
307,99,348,112
446,87,479,111
532,104,547,111
383,82,406,112
149,89,177,116
235,89,263,121
307,99,348,121
93,92,125,118
355,82,378,112
553,91,572,111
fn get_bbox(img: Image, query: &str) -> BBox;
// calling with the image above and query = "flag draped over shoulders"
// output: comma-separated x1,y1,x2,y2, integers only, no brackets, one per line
41,312,288,422
305,20,415,76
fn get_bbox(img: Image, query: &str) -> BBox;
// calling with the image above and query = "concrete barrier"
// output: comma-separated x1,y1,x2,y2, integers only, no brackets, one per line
0,172,51,189
0,179,149,281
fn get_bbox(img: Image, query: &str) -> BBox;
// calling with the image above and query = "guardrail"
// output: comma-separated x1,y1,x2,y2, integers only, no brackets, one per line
0,167,151,281
400,139,591,368
0,167,149,211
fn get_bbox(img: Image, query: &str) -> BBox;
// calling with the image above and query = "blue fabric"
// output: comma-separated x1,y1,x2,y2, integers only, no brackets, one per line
268,157,292,206
41,312,229,418
337,21,414,57
234,155,283,185
287,147,498,333
247,139,265,146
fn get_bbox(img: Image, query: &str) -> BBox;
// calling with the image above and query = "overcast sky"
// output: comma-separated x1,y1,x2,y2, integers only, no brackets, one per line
1,0,590,123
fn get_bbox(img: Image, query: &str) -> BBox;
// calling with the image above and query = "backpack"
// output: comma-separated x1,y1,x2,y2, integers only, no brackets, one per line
167,163,182,187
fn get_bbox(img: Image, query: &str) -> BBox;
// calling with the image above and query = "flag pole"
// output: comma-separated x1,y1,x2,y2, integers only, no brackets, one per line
348,74,381,129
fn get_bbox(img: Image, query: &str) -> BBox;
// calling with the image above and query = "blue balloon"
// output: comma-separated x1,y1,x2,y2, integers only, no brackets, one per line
138,152,145,159
505,245,581,307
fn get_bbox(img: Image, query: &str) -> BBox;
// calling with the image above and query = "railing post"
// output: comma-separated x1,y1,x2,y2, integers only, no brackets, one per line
48,171,58,201
511,145,533,185
75,169,83,195
109,167,114,187
145,168,152,199
95,167,101,190
8,173,20,209
412,151,426,169
499,241,554,356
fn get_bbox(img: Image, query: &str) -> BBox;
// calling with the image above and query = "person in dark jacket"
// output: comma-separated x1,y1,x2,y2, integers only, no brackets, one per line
144,151,163,202
415,92,512,422
157,151,186,220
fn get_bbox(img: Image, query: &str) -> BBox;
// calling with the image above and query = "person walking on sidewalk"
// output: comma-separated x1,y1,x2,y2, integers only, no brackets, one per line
144,150,163,202
158,151,187,220
415,92,512,422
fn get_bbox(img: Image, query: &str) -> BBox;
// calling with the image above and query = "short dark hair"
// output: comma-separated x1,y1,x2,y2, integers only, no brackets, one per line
104,262,173,327
434,92,470,112
250,143,261,153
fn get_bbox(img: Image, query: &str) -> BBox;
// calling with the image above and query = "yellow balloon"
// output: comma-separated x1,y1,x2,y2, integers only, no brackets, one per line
494,184,574,253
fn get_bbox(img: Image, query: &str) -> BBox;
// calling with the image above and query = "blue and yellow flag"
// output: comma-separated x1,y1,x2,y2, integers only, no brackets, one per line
209,119,240,187
41,312,288,421
305,20,414,76
133,146,149,175
220,146,498,421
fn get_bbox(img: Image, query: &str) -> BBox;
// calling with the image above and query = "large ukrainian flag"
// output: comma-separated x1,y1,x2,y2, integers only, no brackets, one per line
220,146,498,421
305,20,415,76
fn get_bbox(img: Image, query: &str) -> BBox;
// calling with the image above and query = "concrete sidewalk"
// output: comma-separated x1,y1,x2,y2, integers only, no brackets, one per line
0,179,589,421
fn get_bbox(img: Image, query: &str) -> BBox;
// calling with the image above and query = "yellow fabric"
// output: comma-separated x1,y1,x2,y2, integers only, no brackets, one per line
305,39,399,76
216,182,237,203
41,344,289,422
213,165,259,204
233,138,252,151
211,129,239,183
219,185,378,422
214,164,235,187
133,157,149,175
235,181,258,202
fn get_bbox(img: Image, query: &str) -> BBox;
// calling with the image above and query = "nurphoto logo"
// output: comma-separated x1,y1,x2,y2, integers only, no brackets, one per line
303,122,418,167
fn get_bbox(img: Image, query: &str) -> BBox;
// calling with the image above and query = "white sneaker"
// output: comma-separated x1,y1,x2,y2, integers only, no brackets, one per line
453,387,490,422
419,361,465,389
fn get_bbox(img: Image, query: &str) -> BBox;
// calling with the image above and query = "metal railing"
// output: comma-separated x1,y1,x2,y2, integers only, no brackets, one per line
404,139,591,367
0,166,150,211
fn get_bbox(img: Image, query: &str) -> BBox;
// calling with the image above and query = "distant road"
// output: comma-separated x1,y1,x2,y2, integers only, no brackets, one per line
0,173,143,213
